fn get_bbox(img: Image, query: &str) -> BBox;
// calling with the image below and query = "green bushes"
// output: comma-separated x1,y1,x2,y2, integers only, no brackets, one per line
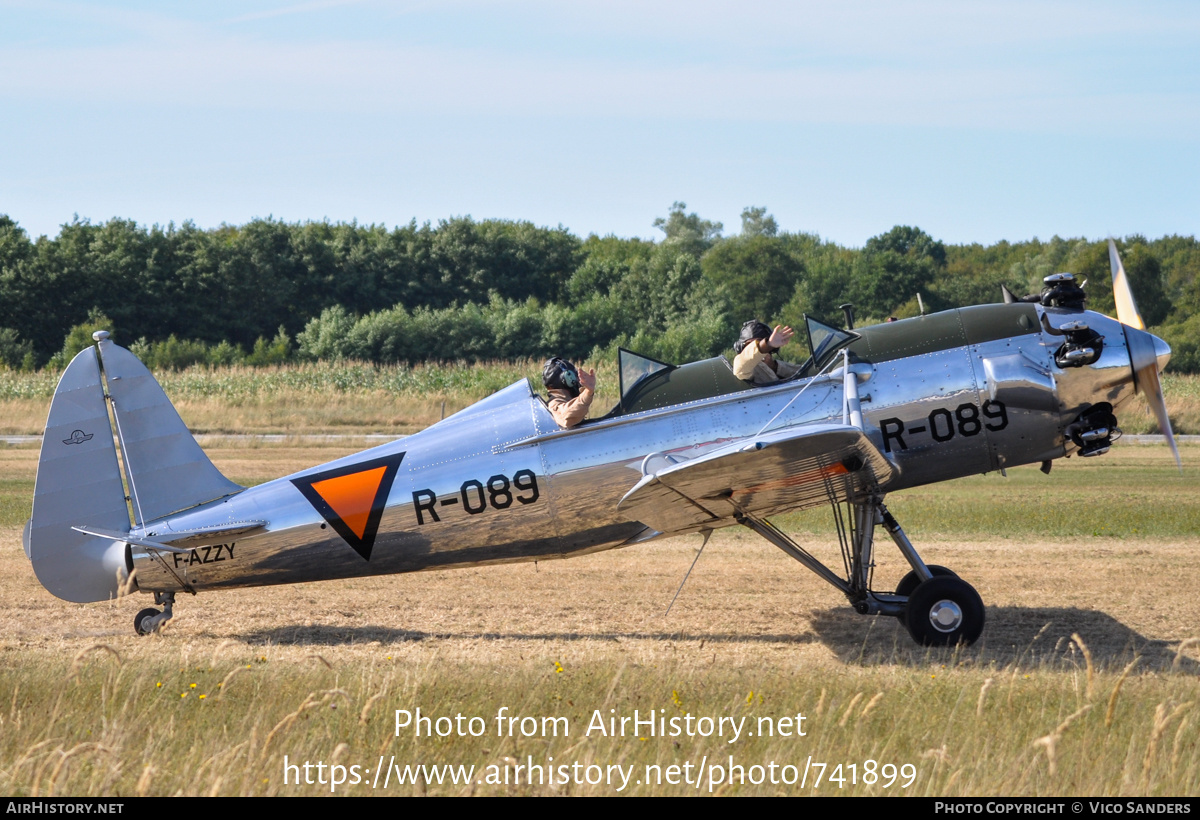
1153,314,1200,374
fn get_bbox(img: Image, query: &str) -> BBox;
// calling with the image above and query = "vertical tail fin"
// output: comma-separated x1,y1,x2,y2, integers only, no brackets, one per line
27,335,243,603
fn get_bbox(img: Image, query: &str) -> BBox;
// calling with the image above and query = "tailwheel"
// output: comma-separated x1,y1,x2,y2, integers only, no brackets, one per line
904,576,985,646
133,591,176,636
134,608,162,636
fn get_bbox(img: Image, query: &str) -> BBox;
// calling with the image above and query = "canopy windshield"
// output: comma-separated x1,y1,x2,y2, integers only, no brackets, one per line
805,315,859,371
618,348,674,410
602,350,749,419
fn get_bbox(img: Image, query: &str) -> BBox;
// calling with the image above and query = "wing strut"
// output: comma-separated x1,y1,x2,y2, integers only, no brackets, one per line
736,509,850,594
663,529,711,617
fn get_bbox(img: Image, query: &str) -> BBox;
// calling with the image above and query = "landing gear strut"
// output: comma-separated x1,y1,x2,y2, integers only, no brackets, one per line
735,495,985,646
133,591,175,635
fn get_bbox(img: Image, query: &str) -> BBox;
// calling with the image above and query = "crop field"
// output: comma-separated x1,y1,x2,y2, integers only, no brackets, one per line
0,363,1198,435
0,435,1197,797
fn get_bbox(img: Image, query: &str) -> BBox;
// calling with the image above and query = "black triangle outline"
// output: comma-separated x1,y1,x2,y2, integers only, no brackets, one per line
291,452,405,561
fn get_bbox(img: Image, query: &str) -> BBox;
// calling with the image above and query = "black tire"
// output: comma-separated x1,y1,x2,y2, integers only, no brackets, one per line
904,576,985,647
134,607,161,636
895,565,958,598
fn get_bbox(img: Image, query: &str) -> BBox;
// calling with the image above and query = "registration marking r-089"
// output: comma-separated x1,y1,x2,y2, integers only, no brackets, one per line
412,469,540,525
879,400,1008,453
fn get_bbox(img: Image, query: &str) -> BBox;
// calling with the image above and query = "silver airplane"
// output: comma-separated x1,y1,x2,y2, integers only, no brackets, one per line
23,241,1179,646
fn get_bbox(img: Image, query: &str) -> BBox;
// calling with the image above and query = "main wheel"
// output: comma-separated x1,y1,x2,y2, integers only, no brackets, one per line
895,565,958,598
904,576,985,646
134,607,161,636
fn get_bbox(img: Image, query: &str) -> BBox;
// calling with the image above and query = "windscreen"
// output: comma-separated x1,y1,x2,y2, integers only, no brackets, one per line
618,348,674,409
805,315,859,370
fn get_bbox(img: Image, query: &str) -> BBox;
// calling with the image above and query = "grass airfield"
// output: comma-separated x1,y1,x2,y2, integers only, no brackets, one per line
1,440,1198,796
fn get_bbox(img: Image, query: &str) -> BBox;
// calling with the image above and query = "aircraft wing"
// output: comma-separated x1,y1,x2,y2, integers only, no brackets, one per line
617,423,896,535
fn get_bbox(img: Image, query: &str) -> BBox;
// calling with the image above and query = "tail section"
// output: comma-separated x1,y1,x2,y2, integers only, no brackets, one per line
27,334,243,603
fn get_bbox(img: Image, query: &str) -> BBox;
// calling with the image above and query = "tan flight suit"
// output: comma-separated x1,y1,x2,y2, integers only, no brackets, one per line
732,344,801,385
547,387,594,428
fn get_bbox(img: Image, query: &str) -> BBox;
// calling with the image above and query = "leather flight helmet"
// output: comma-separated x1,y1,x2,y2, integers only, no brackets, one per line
734,320,773,354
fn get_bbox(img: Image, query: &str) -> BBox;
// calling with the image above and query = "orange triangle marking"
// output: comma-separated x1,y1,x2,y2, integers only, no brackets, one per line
310,466,388,540
292,451,405,561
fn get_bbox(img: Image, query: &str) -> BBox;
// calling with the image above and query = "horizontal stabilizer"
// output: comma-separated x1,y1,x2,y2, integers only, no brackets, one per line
71,520,267,552
147,520,269,546
72,526,191,554
618,424,896,535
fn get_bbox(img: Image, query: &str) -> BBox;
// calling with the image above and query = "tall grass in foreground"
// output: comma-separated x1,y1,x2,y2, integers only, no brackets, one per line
1,642,1196,796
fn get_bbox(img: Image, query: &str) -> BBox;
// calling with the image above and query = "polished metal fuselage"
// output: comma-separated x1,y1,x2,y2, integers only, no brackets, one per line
129,305,1145,595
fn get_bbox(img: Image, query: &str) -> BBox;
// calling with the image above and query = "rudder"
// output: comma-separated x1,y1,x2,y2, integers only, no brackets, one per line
28,345,133,602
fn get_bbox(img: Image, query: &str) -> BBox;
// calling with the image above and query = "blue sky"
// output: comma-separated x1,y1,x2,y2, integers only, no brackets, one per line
1,0,1197,245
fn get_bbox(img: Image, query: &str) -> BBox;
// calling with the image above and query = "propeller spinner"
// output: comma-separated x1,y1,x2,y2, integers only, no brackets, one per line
1108,239,1181,470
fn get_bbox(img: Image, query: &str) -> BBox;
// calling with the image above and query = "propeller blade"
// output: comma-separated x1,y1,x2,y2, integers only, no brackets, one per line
1125,326,1181,470
1109,239,1181,470
1109,238,1145,330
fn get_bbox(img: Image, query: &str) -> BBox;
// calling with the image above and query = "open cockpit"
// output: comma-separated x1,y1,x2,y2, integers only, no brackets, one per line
600,314,859,418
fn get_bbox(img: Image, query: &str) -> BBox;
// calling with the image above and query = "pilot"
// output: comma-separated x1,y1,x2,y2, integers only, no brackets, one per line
542,357,596,428
732,320,800,384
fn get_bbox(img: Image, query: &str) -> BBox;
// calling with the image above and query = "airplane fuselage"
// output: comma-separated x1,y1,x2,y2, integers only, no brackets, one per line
126,302,1141,597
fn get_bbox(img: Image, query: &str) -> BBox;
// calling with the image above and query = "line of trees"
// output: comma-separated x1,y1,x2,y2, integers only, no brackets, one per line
2,205,1198,372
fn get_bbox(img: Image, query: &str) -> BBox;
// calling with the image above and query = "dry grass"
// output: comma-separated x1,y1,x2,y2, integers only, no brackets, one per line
1,441,1198,795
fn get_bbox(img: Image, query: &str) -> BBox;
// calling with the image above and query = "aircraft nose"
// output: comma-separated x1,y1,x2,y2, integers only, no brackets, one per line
1153,332,1172,374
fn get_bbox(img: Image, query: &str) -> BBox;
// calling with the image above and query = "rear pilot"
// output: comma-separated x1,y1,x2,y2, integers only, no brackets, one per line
732,320,800,385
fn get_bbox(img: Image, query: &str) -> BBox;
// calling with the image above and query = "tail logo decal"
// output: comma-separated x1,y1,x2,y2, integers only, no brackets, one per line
63,430,94,445
291,453,405,560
